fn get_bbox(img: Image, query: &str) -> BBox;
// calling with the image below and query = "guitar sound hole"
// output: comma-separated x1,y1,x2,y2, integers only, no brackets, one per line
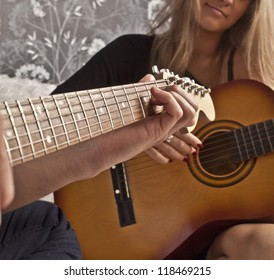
189,120,256,188
199,131,241,176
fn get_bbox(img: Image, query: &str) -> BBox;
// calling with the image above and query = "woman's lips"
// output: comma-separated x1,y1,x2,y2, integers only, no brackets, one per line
205,3,227,18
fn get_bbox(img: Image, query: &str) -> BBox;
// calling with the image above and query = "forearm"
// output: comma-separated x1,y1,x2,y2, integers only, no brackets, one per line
7,138,101,212
5,84,192,212
5,119,156,212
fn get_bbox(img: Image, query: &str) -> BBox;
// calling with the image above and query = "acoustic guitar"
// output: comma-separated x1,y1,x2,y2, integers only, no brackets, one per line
1,72,212,226
54,79,274,260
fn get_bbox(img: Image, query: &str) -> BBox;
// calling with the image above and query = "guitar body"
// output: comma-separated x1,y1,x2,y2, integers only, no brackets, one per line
54,80,274,259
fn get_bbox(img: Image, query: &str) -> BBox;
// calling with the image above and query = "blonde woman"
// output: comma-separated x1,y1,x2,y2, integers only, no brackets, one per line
53,0,274,259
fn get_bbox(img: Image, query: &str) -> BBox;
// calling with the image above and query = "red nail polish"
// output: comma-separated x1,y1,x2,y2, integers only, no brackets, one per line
183,157,189,163
197,143,203,149
192,151,197,156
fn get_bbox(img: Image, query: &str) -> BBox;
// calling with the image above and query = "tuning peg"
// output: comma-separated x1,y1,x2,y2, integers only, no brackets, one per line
152,65,160,74
160,68,170,74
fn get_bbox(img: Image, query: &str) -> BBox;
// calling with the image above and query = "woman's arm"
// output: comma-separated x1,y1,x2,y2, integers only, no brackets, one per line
5,74,198,212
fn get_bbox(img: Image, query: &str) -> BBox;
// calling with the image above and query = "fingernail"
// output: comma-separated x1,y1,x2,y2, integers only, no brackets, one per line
197,143,203,149
192,151,197,156
183,157,189,163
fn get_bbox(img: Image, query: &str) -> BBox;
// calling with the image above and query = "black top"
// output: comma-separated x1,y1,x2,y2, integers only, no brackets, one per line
52,34,235,94
52,34,154,94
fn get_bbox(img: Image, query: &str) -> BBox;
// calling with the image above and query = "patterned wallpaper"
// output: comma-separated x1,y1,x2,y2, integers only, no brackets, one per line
0,0,164,84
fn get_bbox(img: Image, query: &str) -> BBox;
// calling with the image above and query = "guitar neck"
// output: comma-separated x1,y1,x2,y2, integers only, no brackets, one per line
2,77,210,166
232,119,274,161
1,81,158,166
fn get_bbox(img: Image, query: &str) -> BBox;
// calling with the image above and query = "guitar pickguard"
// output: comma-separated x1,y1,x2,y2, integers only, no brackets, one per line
110,162,136,227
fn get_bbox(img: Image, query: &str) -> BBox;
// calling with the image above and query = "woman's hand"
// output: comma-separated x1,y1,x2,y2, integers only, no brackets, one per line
85,74,199,175
145,131,202,164
144,76,202,164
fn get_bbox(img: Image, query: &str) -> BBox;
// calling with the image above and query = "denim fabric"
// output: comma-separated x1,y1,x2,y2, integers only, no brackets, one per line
0,201,82,260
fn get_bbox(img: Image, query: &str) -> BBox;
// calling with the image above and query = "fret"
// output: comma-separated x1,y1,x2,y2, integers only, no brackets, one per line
263,121,272,151
232,119,274,162
55,96,79,144
239,125,255,159
52,95,71,146
113,86,132,125
233,129,244,161
64,94,82,142
36,97,57,154
111,87,126,126
46,96,71,149
4,101,25,165
255,122,265,155
236,127,249,160
264,119,274,152
66,93,92,142
134,83,147,118
23,99,46,155
247,124,263,156
99,88,115,130
76,91,93,138
127,84,139,119
88,90,104,135
105,87,124,129
16,100,36,161
247,125,257,157
122,85,135,122
28,98,48,158
130,83,149,121
92,91,109,131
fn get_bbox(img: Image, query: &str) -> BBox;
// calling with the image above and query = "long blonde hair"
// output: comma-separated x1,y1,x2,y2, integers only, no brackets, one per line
149,0,274,89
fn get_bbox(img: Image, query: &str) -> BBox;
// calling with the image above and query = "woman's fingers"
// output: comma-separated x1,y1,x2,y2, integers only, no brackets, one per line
146,132,202,163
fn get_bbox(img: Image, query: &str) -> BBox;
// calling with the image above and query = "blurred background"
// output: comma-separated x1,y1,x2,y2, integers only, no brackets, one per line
0,0,164,85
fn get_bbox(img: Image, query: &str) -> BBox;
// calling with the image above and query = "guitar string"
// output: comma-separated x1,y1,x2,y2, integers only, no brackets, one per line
2,79,210,130
6,105,144,151
124,141,273,177
196,122,274,155
3,83,211,163
2,78,200,140
7,122,274,169
86,118,274,174
191,119,274,143
6,126,274,181
3,77,272,180
118,125,274,173
5,103,148,160
2,85,155,144
4,86,273,166
130,125,274,167
4,91,152,141
4,88,274,166
197,137,274,165
1,76,210,124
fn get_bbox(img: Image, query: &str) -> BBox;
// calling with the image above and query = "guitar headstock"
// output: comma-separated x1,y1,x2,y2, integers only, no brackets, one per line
152,66,215,132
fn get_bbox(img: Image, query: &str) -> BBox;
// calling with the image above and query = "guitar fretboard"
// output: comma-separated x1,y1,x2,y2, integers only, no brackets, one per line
2,83,154,166
2,77,210,166
233,119,274,161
